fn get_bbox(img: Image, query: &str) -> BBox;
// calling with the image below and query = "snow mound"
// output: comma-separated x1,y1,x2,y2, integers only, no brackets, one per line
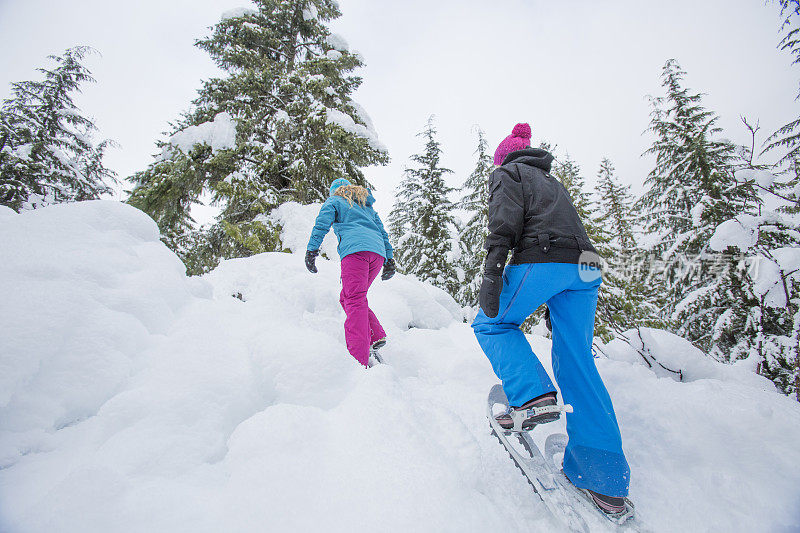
597,327,773,388
0,201,209,458
169,112,237,155
207,253,461,332
267,200,338,257
1,201,496,533
0,204,16,219
1,201,799,532
265,201,461,328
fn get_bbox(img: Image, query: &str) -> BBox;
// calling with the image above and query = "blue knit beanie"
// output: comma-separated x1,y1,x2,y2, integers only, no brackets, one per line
329,178,351,197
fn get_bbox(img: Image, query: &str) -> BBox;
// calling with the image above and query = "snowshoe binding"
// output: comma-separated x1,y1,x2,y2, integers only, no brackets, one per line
495,392,571,432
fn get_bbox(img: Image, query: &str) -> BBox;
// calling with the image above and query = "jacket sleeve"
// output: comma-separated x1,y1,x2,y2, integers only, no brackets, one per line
373,211,394,259
484,166,524,250
307,199,338,251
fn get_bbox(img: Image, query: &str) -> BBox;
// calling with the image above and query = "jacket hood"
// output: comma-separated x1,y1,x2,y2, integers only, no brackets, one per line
329,179,375,206
332,182,375,207
329,178,351,197
501,148,554,173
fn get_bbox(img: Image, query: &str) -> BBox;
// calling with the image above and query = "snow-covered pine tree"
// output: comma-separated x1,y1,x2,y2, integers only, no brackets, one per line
455,126,493,308
552,153,609,251
708,196,800,399
638,59,758,358
595,158,635,250
765,0,800,167
705,121,800,400
128,0,388,273
592,158,662,337
389,117,459,296
754,6,800,396
775,159,800,214
0,47,116,211
763,0,800,211
552,154,592,221
549,153,621,338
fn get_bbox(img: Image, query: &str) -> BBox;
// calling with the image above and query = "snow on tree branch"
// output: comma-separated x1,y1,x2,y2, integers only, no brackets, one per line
324,108,387,153
169,112,237,155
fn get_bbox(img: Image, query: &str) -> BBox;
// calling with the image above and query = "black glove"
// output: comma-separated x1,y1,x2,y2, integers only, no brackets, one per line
544,305,552,332
479,275,502,318
305,249,319,273
479,246,509,318
381,258,396,280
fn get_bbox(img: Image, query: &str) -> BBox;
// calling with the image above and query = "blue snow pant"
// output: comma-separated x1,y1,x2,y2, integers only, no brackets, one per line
472,262,630,497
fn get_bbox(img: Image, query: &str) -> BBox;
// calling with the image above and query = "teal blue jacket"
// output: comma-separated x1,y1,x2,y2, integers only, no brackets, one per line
307,191,394,260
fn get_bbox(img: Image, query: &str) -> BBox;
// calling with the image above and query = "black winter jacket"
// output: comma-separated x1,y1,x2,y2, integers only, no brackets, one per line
484,148,598,266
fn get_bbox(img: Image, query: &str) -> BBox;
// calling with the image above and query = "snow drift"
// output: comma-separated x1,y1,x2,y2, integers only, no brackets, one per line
1,201,799,532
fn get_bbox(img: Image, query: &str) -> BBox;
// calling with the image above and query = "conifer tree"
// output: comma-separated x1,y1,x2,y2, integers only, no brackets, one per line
128,0,388,273
709,121,800,400
765,0,800,166
389,118,459,295
0,47,116,211
746,2,800,397
552,153,607,248
548,153,624,338
595,159,636,250
592,158,662,336
638,59,758,356
456,127,492,307
707,195,800,399
552,154,591,220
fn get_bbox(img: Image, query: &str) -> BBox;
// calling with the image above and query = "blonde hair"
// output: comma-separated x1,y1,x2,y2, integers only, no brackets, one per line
334,184,368,207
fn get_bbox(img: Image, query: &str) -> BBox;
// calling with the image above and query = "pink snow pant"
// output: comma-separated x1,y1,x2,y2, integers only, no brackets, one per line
340,251,386,367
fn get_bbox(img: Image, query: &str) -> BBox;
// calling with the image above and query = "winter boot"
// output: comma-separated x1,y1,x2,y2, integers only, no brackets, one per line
560,472,634,522
371,337,387,350
496,392,560,431
586,490,627,515
577,486,634,522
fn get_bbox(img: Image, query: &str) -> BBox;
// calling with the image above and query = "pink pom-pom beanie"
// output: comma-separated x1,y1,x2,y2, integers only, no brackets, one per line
493,123,532,166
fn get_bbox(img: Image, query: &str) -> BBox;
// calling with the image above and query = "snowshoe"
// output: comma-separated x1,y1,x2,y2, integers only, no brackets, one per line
489,385,642,531
544,434,636,525
367,347,384,367
487,385,590,532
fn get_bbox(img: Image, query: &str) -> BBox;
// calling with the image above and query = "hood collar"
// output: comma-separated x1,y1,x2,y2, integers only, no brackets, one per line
501,148,554,173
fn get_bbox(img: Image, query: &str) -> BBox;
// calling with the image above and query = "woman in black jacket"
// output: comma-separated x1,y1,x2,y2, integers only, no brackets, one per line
473,123,632,519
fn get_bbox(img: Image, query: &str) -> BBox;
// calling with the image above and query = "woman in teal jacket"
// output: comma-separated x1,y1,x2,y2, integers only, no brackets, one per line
305,178,395,367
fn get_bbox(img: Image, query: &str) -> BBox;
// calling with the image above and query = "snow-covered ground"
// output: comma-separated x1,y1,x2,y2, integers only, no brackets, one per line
1,201,799,533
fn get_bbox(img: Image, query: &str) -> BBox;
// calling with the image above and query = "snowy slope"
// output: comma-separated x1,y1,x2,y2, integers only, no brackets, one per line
1,201,800,533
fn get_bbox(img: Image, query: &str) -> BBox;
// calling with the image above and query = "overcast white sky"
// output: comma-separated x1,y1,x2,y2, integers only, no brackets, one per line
0,0,796,217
